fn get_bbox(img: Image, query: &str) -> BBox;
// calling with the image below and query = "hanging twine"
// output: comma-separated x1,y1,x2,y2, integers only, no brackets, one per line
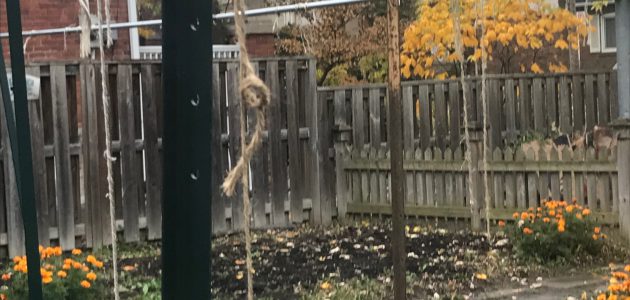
451,0,476,225
222,0,271,299
78,0,91,58
478,0,491,236
95,0,119,298
105,0,113,46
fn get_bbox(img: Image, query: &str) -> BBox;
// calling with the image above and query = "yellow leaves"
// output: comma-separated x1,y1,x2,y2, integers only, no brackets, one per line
531,63,543,74
320,281,332,290
549,63,568,73
475,273,488,280
554,39,569,50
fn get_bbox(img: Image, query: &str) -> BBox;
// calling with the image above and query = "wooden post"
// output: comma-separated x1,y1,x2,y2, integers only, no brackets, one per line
387,0,406,298
467,122,483,231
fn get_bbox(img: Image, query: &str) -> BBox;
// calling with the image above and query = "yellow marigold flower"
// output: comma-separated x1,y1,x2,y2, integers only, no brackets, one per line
583,208,591,216
566,205,574,213
592,234,599,240
523,227,533,235
57,271,67,278
80,280,91,288
595,227,601,234
86,255,96,264
86,272,97,281
558,219,566,233
320,281,332,290
71,249,82,255
42,276,52,284
1,273,11,281
602,233,608,239
543,217,550,223
498,220,506,227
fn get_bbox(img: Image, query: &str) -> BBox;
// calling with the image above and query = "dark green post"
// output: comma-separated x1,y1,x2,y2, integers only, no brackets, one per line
3,1,43,299
161,0,213,299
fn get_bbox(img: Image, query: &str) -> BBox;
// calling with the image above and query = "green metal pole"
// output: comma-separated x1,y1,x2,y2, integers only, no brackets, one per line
4,0,43,299
161,0,213,299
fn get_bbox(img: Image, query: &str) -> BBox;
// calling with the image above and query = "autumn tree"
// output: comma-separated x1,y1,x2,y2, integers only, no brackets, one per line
401,0,590,79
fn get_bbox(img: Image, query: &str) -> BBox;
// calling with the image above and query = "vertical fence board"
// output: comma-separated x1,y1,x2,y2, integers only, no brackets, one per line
444,148,454,206
286,61,304,223
572,75,584,132
402,86,414,150
559,76,572,134
369,148,379,204
518,78,531,132
434,84,447,150
489,80,503,148
51,65,76,250
141,64,163,238
515,149,527,209
585,75,596,129
352,88,365,147
368,89,381,147
316,91,333,224
227,64,244,229
117,65,140,242
545,77,557,134
405,150,415,206
504,148,517,208
334,90,348,218
532,78,545,132
415,148,425,206
525,149,538,208
454,148,465,207
505,79,517,143
492,148,504,209
424,149,434,206
419,85,430,149
266,62,288,226
449,82,461,148
597,73,609,124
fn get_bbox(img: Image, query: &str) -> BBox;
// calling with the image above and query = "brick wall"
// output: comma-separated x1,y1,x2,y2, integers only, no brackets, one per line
245,34,275,58
0,0,132,63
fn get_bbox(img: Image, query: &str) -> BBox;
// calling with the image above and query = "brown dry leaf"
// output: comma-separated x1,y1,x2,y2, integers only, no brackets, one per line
122,265,136,272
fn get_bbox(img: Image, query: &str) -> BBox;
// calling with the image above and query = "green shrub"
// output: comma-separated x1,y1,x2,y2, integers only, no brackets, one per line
502,200,604,263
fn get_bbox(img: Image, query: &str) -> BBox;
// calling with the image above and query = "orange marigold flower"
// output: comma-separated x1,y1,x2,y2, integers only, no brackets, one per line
528,213,535,220
549,210,556,217
625,265,630,272
609,294,618,300
595,227,601,234
12,256,21,264
64,259,73,265
602,233,608,239
559,201,567,207
57,271,67,278
512,212,519,219
38,245,44,253
613,272,629,280
583,208,591,216
86,272,97,281
498,220,506,227
537,207,543,212
62,264,71,270
523,227,534,235
81,266,89,272
53,247,62,256
93,261,104,269
521,212,529,220
1,273,10,281
73,262,82,269
598,294,607,300
86,255,96,264
80,280,91,288
593,234,599,240
558,219,566,232
576,213,583,220
536,213,542,218
528,207,534,212
566,205,574,213
543,217,550,223
71,248,82,255
42,276,52,284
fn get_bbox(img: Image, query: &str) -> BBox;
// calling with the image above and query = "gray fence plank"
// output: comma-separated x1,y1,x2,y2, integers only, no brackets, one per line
267,61,288,226
449,82,461,148
434,84,447,150
286,61,304,223
559,76,572,134
532,78,545,132
572,75,584,132
505,79,517,143
518,78,531,132
368,89,381,147
585,74,596,129
419,85,430,149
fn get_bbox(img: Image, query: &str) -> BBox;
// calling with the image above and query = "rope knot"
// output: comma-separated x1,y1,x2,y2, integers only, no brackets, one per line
240,73,270,108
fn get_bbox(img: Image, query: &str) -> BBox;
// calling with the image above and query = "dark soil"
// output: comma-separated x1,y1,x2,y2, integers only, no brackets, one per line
209,225,506,298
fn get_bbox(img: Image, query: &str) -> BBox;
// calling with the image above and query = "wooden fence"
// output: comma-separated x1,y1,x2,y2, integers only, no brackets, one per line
0,58,332,257
0,60,622,256
338,145,618,226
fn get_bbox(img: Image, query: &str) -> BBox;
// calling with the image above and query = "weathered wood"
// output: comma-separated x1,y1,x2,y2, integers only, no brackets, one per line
433,148,445,208
561,148,573,202
405,149,415,206
334,90,349,218
518,78,531,132
597,73,609,124
515,149,527,209
286,61,304,223
444,148,454,206
26,67,49,247
117,65,140,242
226,63,244,230
266,62,288,226
379,148,388,204
369,148,379,204
434,84,447,150
414,148,425,206
572,75,584,132
525,149,538,208
368,88,381,147
402,86,414,151
424,149,434,206
504,148,516,208
361,149,370,204
351,149,362,205
95,64,112,245
598,148,611,211
610,72,618,119
585,74,596,129
51,65,75,250
454,148,465,207
559,76,572,134
586,148,597,208
492,148,504,209
316,89,333,224
545,77,558,134
418,85,430,149
351,88,365,147
532,78,545,132
141,64,163,238
449,82,461,148
505,79,517,142
550,150,561,200
489,79,502,148
574,148,585,205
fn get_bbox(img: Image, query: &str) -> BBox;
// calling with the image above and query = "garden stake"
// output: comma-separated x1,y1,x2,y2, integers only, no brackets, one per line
222,0,271,298
94,0,119,297
451,0,477,231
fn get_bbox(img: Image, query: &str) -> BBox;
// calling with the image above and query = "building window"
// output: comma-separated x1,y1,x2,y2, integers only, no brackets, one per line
137,0,162,46
601,13,616,52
